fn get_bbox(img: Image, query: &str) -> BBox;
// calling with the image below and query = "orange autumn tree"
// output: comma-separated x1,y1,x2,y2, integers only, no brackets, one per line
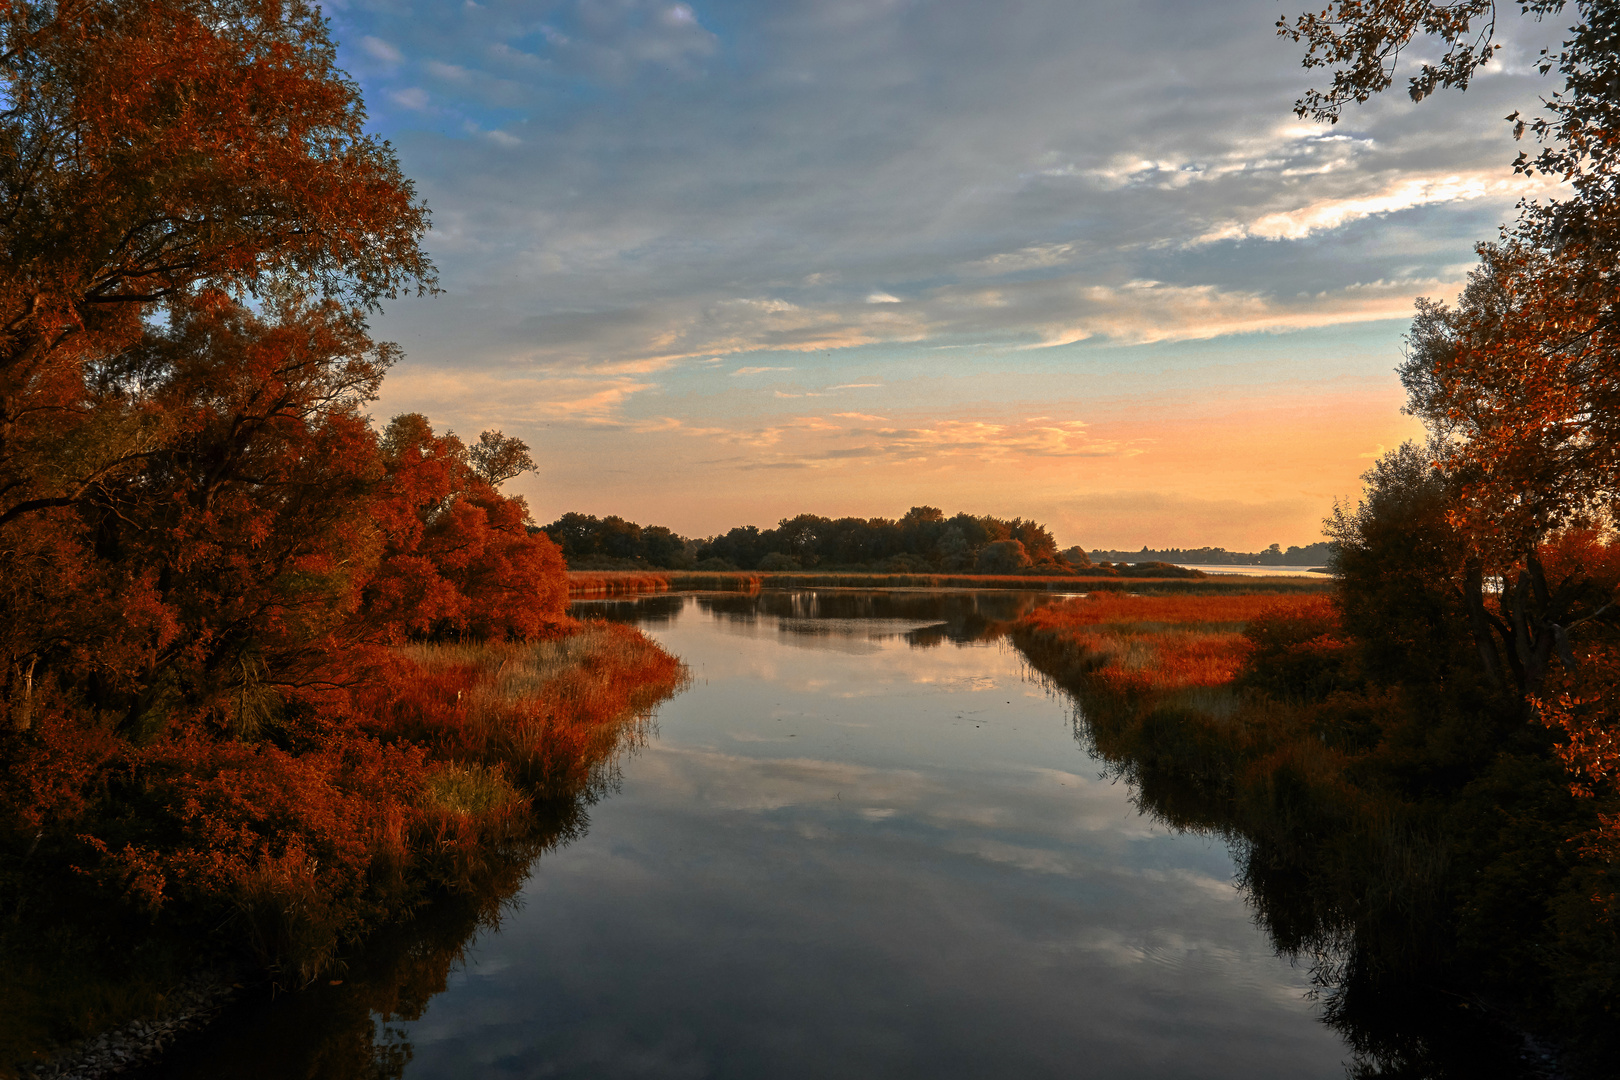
1282,0,1620,703
0,0,432,525
0,0,434,727
1402,243,1620,699
81,291,395,738
365,413,570,643
1283,0,1620,875
0,0,584,990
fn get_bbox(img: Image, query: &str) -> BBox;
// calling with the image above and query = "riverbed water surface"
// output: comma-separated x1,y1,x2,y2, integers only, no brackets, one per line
162,590,1351,1078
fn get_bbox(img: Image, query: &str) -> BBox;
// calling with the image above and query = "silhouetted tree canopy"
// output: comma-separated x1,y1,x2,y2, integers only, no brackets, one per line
542,508,1089,573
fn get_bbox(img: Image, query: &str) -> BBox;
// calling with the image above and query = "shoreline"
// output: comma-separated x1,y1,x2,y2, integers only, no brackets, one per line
1,624,687,1080
23,974,241,1080
566,569,1333,599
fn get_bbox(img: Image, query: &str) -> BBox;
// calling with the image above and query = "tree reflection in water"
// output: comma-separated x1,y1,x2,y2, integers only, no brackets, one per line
583,588,1067,648
142,741,648,1079
151,587,1562,1078
1021,657,1573,1080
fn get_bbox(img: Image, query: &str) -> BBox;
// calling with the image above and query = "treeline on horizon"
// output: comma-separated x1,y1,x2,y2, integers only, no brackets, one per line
541,509,1332,574
542,506,1093,574
1088,542,1335,566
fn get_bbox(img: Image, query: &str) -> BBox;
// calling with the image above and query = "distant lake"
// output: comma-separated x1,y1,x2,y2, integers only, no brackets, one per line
158,591,1348,1078
1176,564,1329,578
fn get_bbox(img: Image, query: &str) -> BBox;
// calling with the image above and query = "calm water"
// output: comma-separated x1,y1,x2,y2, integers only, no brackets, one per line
155,590,1350,1078
1176,564,1328,578
381,590,1345,1079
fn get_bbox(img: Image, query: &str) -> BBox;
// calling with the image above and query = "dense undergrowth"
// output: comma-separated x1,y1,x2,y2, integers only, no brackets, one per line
0,7,697,1075
0,622,684,1076
1012,584,1620,1078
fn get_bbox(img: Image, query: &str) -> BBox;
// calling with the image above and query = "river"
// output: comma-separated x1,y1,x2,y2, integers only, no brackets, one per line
153,590,1349,1078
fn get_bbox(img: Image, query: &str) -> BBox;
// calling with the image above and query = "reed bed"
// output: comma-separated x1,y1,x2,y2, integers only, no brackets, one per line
382,621,687,796
568,569,1331,598
1014,593,1327,693
566,572,679,598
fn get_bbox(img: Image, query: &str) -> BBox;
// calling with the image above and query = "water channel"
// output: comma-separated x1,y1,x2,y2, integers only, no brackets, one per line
159,590,1351,1078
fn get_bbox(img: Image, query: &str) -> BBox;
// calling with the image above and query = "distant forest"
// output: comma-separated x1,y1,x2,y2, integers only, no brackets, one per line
1088,542,1334,567
542,506,1089,573
540,508,1330,574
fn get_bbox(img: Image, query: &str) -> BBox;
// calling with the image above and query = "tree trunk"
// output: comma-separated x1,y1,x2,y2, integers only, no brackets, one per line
1463,558,1507,690
10,655,35,732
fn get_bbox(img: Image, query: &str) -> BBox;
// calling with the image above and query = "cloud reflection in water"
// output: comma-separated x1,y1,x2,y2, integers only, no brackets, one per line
396,593,1345,1078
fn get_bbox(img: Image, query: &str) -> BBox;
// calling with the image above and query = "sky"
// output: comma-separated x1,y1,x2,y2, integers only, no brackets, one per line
325,0,1568,550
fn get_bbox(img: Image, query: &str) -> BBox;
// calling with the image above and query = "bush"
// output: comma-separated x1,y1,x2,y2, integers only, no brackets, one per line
976,540,1031,573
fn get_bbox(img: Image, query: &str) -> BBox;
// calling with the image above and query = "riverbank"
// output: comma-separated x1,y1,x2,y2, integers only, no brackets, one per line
1008,591,1612,1078
0,622,686,1080
567,569,1333,599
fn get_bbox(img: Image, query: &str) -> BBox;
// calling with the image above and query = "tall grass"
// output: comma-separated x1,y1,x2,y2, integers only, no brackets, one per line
0,622,688,1074
1014,593,1324,693
566,572,680,598
568,569,1331,598
383,621,685,797
1009,589,1468,1066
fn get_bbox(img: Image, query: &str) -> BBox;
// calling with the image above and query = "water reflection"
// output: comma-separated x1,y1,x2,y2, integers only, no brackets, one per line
152,592,1351,1078
1024,657,1555,1078
141,798,598,1080
580,588,1074,650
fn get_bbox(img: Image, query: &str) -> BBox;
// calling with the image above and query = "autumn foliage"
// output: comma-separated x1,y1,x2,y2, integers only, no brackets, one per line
0,3,685,1059
1014,532,1620,1070
1016,593,1323,692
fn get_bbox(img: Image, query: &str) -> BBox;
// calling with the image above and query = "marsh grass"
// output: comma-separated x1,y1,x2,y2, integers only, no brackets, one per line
0,621,687,1076
1010,589,1479,1067
568,569,1332,599
1013,594,1290,694
381,621,684,796
422,763,522,818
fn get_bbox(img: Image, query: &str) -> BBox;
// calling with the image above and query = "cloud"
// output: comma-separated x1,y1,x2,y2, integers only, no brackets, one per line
732,366,795,375
342,0,1560,539
502,296,930,371
1194,169,1560,244
361,36,404,64
962,243,1079,276
378,366,656,427
695,413,1141,471
1085,125,1373,192
626,415,730,438
1002,276,1462,348
389,87,430,110
518,0,720,82
425,60,469,81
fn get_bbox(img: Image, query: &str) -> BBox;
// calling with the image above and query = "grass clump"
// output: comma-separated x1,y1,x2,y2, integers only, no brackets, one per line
0,620,686,1076
422,764,522,818
1011,589,1620,1076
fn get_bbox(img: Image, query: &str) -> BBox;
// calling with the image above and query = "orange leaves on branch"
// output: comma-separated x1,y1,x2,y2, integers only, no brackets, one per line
1279,0,1515,123
0,0,434,313
1404,243,1620,563
365,414,570,643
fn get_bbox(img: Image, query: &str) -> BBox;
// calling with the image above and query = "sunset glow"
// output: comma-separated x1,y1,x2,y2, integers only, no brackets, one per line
328,0,1564,548
294,0,1555,544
